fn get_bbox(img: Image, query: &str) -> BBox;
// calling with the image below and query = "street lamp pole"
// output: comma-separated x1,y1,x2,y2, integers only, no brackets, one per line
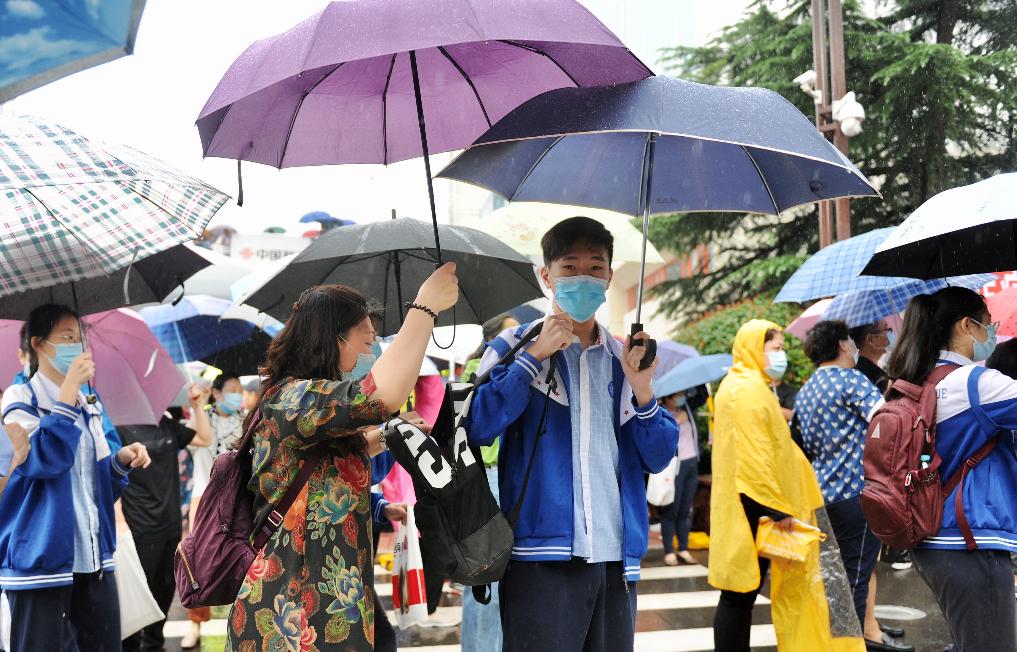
810,0,853,246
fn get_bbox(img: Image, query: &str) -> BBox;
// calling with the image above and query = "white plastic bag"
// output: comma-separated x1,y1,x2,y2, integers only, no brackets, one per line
114,530,164,639
391,505,428,629
646,456,678,506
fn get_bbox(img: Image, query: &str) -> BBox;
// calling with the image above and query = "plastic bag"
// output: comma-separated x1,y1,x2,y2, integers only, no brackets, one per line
114,530,165,639
391,505,428,629
646,457,678,506
755,516,826,563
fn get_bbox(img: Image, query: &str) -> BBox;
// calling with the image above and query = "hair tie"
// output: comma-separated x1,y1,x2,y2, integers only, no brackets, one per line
292,302,300,312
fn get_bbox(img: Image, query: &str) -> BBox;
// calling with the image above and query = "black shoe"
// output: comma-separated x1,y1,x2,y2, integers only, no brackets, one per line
880,623,905,638
865,635,915,652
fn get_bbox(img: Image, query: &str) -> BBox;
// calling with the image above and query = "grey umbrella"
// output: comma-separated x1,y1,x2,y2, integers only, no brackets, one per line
239,218,542,334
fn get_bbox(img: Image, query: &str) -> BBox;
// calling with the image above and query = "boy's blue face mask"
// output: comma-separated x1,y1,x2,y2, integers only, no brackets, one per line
46,341,83,375
553,275,609,323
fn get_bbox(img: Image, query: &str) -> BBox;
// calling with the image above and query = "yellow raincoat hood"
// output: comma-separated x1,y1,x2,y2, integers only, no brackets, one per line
708,320,864,651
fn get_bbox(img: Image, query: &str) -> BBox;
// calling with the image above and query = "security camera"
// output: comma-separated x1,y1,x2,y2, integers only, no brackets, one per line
832,91,865,137
793,70,817,88
793,70,822,104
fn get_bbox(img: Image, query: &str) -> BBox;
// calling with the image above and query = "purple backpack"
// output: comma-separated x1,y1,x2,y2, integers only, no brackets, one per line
174,405,326,608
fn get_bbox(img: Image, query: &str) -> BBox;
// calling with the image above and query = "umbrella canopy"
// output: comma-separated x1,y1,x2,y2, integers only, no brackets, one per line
785,299,834,340
170,246,253,301
0,0,147,103
653,354,734,398
299,211,354,227
480,203,664,265
140,295,255,363
822,277,992,328
775,227,993,304
202,329,273,377
654,340,700,379
238,218,543,335
0,309,184,426
197,0,650,259
0,115,229,300
0,243,213,319
437,76,878,319
862,173,1017,279
984,285,1017,337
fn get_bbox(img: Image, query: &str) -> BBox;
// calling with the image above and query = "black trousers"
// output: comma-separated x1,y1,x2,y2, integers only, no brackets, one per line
500,559,637,652
912,547,1017,652
8,571,121,652
122,538,178,652
713,498,773,652
826,495,880,629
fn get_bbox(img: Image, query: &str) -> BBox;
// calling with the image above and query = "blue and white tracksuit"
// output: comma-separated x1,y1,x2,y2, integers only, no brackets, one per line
0,373,129,591
466,320,679,581
923,351,1017,552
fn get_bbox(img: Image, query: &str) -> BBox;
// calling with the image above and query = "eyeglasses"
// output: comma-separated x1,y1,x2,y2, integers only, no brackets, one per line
972,318,1001,332
47,335,83,345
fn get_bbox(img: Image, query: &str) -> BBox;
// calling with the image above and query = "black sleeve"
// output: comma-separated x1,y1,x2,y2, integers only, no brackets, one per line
166,418,196,449
740,493,790,523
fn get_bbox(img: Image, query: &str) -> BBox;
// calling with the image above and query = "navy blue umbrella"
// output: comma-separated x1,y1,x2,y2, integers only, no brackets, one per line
438,76,879,327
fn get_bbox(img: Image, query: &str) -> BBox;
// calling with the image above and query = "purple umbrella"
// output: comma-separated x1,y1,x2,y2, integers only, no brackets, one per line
197,0,651,260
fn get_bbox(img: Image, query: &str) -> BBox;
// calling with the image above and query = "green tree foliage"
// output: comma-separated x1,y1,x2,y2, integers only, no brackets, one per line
651,0,1016,322
675,294,814,386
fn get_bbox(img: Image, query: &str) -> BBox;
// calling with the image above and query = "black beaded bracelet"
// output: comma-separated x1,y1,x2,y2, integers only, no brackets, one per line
404,302,438,321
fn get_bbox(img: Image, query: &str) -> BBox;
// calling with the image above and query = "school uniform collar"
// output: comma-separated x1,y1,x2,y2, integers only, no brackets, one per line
31,372,110,461
938,350,974,366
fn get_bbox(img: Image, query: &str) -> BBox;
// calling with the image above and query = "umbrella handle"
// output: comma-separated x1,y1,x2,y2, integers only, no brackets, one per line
630,323,657,371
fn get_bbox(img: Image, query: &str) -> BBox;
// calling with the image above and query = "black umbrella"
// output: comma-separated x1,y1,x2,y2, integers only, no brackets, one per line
238,218,542,335
202,330,274,377
0,244,214,319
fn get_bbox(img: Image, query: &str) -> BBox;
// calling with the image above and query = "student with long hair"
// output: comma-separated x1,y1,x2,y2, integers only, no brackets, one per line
225,264,458,651
886,287,1017,652
0,304,150,651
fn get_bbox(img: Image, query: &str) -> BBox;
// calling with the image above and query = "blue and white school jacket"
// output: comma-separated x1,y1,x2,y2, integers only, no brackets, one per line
923,351,1017,552
0,374,130,590
466,320,679,581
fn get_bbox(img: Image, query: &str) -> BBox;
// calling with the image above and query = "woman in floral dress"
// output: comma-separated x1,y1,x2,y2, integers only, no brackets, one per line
226,263,458,652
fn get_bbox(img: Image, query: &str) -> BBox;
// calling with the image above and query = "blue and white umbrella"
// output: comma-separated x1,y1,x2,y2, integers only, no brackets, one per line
140,295,256,364
1,0,147,103
821,280,989,328
654,354,734,398
775,227,993,305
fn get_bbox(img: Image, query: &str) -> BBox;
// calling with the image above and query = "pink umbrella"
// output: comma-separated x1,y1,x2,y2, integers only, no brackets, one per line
0,309,185,426
785,299,833,340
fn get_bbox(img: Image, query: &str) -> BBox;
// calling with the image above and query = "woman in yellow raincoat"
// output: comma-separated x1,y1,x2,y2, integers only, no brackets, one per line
709,319,864,651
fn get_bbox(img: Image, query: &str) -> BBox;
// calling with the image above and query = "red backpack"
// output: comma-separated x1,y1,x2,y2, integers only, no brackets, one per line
174,404,326,608
861,364,1000,550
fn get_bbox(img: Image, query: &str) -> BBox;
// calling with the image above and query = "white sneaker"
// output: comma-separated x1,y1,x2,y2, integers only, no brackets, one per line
891,560,912,571
180,627,201,650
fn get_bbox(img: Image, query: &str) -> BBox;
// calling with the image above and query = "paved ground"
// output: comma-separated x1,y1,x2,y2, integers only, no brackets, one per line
158,529,960,651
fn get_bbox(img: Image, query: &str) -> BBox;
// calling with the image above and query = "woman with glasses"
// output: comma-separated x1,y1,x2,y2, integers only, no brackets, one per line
887,287,1016,652
0,304,151,651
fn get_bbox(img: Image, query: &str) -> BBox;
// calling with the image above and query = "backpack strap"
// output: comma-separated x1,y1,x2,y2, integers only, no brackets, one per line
507,353,559,529
942,365,1003,551
253,442,328,550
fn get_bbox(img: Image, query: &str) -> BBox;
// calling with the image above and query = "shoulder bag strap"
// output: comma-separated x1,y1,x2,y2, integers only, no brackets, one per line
253,441,328,550
507,353,558,529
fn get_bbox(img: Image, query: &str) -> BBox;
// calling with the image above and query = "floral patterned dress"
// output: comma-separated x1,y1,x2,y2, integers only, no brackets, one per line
226,376,388,652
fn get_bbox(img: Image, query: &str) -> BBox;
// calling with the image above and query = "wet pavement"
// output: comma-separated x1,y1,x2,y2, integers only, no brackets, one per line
158,535,962,651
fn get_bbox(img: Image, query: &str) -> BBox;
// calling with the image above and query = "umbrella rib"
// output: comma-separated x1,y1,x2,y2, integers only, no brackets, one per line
437,46,492,128
498,40,580,87
22,188,113,273
741,146,780,215
381,54,397,166
279,62,346,168
513,136,565,200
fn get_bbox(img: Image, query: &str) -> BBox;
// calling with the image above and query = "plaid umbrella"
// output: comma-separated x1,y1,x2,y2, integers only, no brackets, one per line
775,228,991,303
822,276,994,328
0,115,229,299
